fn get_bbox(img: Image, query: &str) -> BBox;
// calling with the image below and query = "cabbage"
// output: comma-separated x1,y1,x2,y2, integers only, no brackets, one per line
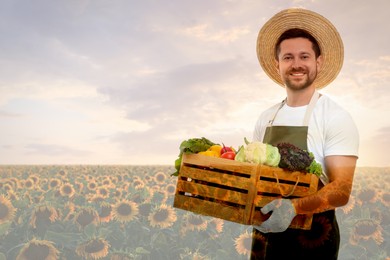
265,144,281,167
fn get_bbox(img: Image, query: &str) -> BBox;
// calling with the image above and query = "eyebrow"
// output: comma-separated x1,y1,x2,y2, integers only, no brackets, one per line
281,51,313,57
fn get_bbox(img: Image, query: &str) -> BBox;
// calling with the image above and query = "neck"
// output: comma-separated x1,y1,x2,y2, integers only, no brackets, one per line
285,88,316,107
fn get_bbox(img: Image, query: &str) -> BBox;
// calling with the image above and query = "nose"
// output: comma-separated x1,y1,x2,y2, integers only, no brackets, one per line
291,58,303,69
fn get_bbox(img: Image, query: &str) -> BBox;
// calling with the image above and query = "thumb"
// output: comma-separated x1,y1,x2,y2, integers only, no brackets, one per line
260,200,277,214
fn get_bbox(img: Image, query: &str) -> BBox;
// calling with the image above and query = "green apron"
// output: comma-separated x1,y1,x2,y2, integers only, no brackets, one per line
251,91,340,260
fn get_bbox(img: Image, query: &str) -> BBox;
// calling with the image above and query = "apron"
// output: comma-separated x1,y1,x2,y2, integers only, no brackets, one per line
251,91,340,260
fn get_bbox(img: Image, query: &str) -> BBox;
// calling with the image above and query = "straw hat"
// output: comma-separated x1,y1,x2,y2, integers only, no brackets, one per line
256,8,344,88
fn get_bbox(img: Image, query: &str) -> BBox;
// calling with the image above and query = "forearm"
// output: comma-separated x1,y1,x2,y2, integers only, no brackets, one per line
291,179,352,214
292,155,357,215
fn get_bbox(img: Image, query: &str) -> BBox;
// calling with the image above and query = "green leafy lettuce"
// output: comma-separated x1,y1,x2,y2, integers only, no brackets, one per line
171,137,216,176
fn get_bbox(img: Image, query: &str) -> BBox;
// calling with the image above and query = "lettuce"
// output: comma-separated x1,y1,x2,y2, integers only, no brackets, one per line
171,137,216,176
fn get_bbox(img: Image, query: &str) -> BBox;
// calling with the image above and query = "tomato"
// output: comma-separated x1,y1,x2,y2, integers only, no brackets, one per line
220,151,236,160
221,144,234,154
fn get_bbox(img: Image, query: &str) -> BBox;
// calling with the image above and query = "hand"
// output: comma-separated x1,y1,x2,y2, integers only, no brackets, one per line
254,198,296,233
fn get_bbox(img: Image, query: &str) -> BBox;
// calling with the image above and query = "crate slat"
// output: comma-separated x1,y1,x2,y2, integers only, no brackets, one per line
174,193,250,224
176,179,249,205
179,165,253,190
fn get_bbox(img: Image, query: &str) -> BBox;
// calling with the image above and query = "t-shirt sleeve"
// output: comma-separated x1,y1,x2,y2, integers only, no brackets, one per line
324,111,359,157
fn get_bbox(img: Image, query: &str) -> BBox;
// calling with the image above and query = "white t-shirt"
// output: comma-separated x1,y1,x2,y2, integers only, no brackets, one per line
253,94,359,184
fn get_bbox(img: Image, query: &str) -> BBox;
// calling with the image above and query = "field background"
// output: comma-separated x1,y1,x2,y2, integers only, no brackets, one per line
0,165,388,260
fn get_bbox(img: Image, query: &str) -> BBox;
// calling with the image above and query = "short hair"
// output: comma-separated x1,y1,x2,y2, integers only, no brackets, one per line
275,28,321,59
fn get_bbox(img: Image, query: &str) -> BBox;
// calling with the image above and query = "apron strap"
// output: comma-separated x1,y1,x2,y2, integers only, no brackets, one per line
268,90,320,127
303,90,320,126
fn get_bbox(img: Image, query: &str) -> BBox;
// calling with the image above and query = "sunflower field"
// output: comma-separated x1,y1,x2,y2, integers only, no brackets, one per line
0,165,389,260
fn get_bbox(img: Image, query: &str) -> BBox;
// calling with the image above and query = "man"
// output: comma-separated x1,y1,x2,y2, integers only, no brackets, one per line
251,8,359,259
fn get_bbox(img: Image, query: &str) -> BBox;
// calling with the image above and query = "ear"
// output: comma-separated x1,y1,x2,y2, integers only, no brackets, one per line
275,59,280,73
316,55,324,72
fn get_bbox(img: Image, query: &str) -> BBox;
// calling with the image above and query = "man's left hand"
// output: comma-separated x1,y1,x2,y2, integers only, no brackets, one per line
254,198,296,233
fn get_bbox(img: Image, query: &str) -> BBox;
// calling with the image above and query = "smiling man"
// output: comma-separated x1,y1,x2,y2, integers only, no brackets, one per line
251,8,359,260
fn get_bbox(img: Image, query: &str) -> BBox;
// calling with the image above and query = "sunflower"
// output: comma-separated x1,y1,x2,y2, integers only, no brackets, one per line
29,174,40,185
6,190,19,201
235,230,258,256
30,205,60,228
96,186,110,198
209,218,224,233
57,169,67,178
74,207,100,229
16,238,60,260
165,183,177,197
0,194,17,224
87,181,98,192
183,213,207,232
132,179,145,190
297,215,332,249
356,188,379,205
88,194,106,204
148,204,177,229
48,178,62,190
59,183,76,198
2,183,14,193
144,174,152,183
101,178,113,187
98,202,112,223
380,191,390,207
154,171,167,185
75,238,110,259
112,200,139,223
349,219,384,245
23,178,35,189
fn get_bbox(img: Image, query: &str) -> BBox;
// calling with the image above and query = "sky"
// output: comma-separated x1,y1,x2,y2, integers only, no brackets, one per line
1,0,389,167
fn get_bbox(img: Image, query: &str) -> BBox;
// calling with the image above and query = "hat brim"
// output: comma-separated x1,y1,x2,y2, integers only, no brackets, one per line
256,8,344,89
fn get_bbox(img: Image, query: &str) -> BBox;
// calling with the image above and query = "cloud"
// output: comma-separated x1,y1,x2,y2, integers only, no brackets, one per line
25,144,91,157
0,110,23,118
178,24,250,42
98,57,262,126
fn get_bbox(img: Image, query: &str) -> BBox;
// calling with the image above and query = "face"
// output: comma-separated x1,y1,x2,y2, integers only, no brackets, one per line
276,37,322,90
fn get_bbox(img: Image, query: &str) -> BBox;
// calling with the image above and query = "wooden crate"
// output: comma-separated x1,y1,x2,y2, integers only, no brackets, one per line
173,153,319,230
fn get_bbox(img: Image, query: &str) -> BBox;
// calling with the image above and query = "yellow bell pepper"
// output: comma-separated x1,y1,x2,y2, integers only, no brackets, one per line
207,145,222,156
198,150,220,157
